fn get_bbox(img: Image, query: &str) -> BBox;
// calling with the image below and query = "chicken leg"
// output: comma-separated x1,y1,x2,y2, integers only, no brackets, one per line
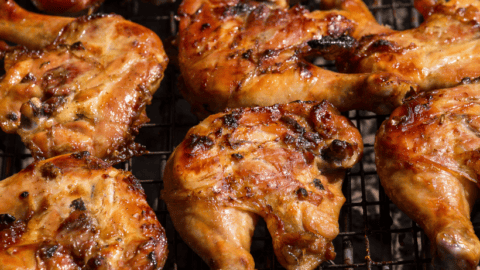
0,153,168,269
162,100,363,269
376,83,480,269
177,0,413,118
337,0,480,100
0,0,168,163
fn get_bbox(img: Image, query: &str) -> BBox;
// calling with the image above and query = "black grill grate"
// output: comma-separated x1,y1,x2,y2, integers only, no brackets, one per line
3,0,478,269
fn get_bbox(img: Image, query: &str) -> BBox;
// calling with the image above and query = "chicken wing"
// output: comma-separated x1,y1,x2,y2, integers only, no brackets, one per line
162,100,363,269
0,0,168,164
31,0,104,14
375,83,480,269
337,0,480,99
177,0,411,118
0,152,167,269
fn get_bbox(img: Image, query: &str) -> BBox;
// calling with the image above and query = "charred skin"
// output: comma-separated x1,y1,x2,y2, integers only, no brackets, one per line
178,0,413,118
162,100,363,270
0,153,168,270
337,0,480,96
376,83,480,270
0,1,168,164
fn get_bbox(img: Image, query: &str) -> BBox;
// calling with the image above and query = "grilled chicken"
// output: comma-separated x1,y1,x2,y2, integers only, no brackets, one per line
376,83,480,269
177,0,411,118
337,0,480,101
0,152,167,269
0,0,168,164
162,101,363,270
31,0,104,14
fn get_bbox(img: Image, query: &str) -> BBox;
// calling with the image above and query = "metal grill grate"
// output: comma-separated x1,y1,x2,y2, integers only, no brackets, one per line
3,0,479,269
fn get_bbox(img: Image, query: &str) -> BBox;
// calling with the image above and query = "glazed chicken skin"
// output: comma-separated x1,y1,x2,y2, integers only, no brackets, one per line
337,0,480,98
0,152,167,269
30,0,105,14
162,101,363,269
178,0,412,118
0,0,168,163
375,84,480,269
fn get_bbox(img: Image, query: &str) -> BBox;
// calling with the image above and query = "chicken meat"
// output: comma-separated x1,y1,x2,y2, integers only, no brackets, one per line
337,0,480,101
30,0,104,14
162,100,363,269
376,83,480,269
177,0,411,118
0,0,168,163
0,152,167,269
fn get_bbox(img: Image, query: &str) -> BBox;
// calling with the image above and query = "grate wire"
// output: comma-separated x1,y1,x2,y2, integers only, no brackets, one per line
2,0,473,269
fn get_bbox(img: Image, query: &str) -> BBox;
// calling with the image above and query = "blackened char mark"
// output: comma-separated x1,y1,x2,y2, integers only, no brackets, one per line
20,73,36,83
70,41,85,50
70,198,87,211
6,112,17,121
231,153,244,160
321,139,354,164
222,2,255,18
308,35,357,52
72,151,91,160
296,188,308,200
313,178,325,190
148,251,158,268
460,76,480,85
222,111,241,128
40,162,62,180
280,116,306,134
0,214,15,225
364,38,403,54
186,134,214,154
86,256,105,269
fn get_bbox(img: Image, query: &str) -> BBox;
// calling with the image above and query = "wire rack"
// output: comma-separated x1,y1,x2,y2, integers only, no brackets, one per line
3,0,480,269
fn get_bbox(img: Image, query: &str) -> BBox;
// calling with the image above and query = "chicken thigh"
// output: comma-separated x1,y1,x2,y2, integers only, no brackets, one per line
0,152,167,269
337,0,480,99
162,101,363,269
0,0,168,163
376,83,480,269
177,0,411,118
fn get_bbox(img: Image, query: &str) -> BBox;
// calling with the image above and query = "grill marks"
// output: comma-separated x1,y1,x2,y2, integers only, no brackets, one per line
178,101,361,206
163,101,363,270
0,154,168,268
184,101,360,167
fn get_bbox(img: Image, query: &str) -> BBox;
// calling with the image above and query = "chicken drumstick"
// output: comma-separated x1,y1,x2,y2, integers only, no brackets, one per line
376,83,480,269
177,0,411,118
162,100,363,270
337,0,480,99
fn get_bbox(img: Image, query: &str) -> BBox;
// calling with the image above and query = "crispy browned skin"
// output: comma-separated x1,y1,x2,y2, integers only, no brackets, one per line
0,153,167,269
31,0,104,14
337,0,480,99
0,0,168,163
177,0,411,118
162,101,363,270
376,83,480,269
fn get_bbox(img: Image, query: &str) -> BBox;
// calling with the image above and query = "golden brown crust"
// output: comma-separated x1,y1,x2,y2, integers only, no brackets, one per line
337,0,480,97
0,2,168,164
0,153,167,269
177,0,412,118
376,83,480,270
163,101,363,270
